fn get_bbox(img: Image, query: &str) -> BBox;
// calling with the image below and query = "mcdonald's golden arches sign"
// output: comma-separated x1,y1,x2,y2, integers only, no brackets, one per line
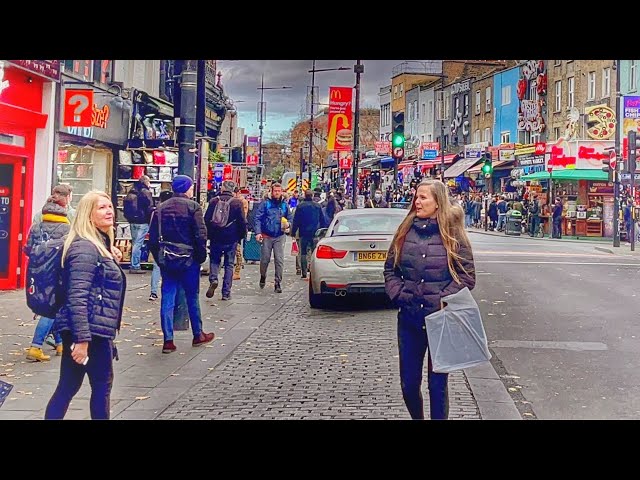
327,86,353,152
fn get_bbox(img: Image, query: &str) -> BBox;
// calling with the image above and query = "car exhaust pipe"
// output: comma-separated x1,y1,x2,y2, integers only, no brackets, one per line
335,289,347,297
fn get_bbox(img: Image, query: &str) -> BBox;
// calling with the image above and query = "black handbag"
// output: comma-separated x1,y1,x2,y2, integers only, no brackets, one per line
156,207,194,274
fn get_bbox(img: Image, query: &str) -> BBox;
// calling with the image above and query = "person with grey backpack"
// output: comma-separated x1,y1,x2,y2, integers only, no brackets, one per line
204,180,247,301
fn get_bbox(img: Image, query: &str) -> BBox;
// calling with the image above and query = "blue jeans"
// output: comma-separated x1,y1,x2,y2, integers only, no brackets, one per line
397,310,449,420
150,261,161,295
465,213,473,228
497,213,506,231
31,316,62,348
130,223,149,269
160,262,203,342
45,331,114,420
209,242,237,297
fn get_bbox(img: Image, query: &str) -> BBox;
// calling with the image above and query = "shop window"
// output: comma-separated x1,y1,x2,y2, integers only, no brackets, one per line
93,60,113,85
464,94,469,116
475,90,481,115
56,144,113,208
62,60,92,82
501,131,510,144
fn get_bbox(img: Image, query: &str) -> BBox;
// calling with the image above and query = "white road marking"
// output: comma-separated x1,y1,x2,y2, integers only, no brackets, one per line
490,340,608,351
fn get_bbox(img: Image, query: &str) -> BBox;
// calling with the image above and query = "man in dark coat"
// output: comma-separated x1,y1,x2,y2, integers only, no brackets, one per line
291,189,323,279
148,175,214,354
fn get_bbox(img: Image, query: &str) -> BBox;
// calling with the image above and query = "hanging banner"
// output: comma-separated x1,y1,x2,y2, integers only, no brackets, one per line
213,163,224,183
246,136,260,165
223,163,233,180
339,151,352,170
326,86,353,151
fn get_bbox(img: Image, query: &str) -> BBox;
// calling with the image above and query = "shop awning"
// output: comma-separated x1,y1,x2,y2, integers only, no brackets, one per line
468,159,515,173
443,157,483,178
398,153,458,168
519,169,609,181
359,157,381,169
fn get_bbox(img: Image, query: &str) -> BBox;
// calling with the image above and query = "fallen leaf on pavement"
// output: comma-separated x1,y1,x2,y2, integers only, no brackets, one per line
221,344,226,347
17,391,33,395
487,313,495,316
135,396,150,401
122,322,133,326
493,300,505,304
179,353,186,355
124,308,137,313
24,373,33,377
523,413,534,417
219,327,225,330
339,354,348,357
13,343,22,346
136,352,147,356
208,367,215,371
124,339,132,342
4,369,13,372
201,359,208,362
508,387,518,392
152,343,163,347
170,374,180,376
205,345,214,348
133,344,143,348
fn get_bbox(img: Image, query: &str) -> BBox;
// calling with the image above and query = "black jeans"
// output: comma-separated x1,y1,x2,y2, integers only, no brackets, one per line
45,331,114,420
552,217,562,238
299,236,314,276
397,310,449,420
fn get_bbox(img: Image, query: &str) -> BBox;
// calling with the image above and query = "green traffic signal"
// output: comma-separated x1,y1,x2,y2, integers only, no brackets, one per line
481,158,492,175
392,133,405,148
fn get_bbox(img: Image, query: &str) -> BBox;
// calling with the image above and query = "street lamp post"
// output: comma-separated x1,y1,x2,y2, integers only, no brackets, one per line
257,74,292,170
352,60,364,208
308,61,350,186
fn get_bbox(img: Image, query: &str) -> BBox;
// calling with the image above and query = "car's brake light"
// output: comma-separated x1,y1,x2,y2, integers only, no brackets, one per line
316,245,348,259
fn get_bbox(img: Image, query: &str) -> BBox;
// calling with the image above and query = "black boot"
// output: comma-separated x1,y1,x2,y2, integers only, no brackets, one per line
259,275,266,289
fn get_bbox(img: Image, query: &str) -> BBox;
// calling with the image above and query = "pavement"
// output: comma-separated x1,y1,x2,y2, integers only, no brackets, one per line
0,237,520,420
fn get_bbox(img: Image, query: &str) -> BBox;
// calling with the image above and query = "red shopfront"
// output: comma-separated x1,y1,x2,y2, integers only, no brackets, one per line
0,62,53,289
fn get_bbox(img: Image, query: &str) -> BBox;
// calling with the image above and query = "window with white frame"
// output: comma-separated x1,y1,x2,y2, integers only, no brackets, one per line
475,90,481,114
428,100,433,122
474,130,480,143
414,100,418,120
485,87,491,112
587,71,596,100
501,131,510,143
554,127,561,140
568,77,575,108
501,85,511,105
483,127,491,142
530,132,540,144
399,84,404,97
454,96,460,116
393,85,398,100
464,94,469,116
554,60,562,66
631,61,637,89
555,80,562,112
602,67,611,97
427,133,432,141
421,103,426,122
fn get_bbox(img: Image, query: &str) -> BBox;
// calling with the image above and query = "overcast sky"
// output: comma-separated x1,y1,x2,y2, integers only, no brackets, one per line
217,60,432,142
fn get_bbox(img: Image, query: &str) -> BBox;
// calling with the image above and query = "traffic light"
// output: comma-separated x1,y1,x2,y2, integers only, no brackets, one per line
628,130,638,175
481,152,493,177
392,111,405,160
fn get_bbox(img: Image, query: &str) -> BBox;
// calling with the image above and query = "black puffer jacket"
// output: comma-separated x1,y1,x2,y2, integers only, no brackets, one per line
55,233,126,343
384,217,475,317
148,193,208,264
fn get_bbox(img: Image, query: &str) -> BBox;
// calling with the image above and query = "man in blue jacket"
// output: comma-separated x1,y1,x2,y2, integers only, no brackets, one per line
254,183,292,293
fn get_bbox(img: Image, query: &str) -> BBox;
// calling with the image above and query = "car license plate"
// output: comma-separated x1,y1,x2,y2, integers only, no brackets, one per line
356,251,387,261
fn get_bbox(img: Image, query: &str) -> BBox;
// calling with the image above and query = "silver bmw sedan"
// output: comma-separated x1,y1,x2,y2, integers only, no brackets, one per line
308,207,408,308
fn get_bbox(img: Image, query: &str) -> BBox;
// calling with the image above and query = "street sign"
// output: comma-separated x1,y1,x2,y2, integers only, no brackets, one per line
422,150,437,160
63,89,93,127
609,149,617,171
393,147,404,158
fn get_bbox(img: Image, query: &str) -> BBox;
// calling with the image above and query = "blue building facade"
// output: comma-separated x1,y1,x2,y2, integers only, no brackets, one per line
492,66,519,146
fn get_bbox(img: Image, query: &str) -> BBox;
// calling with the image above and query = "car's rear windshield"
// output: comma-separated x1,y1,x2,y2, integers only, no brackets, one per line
330,214,406,236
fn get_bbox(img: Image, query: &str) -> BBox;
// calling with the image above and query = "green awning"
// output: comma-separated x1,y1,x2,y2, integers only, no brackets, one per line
519,169,609,181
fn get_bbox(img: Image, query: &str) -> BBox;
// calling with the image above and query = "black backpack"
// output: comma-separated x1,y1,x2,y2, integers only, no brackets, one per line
123,188,142,223
210,196,232,228
24,227,66,318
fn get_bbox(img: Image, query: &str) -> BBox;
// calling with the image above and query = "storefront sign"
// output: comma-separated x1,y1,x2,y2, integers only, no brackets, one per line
374,141,390,155
326,86,353,151
64,89,94,127
585,104,616,140
464,141,488,159
9,60,61,82
61,87,129,145
622,96,640,155
545,139,613,170
516,153,545,167
213,163,224,183
451,79,471,94
499,149,515,161
589,181,614,194
339,152,352,170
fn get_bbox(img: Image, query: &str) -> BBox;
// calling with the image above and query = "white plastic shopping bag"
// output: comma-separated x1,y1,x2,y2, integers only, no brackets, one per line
424,287,491,373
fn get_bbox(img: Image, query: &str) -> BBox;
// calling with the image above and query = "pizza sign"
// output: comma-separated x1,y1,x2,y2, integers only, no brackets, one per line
585,104,616,140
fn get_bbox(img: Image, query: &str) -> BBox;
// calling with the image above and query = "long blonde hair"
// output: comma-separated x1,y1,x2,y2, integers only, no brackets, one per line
391,180,471,284
62,190,114,266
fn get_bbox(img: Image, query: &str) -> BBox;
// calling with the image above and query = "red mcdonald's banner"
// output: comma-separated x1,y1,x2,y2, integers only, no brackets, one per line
326,86,353,152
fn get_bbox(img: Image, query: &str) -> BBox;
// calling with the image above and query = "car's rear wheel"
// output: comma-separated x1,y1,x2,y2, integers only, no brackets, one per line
308,276,326,309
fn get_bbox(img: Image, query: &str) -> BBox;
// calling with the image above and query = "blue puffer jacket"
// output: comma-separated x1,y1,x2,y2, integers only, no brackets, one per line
384,217,475,318
55,234,126,343
254,197,292,238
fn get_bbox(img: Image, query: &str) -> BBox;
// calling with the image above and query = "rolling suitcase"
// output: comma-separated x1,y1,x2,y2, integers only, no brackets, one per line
243,232,261,263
